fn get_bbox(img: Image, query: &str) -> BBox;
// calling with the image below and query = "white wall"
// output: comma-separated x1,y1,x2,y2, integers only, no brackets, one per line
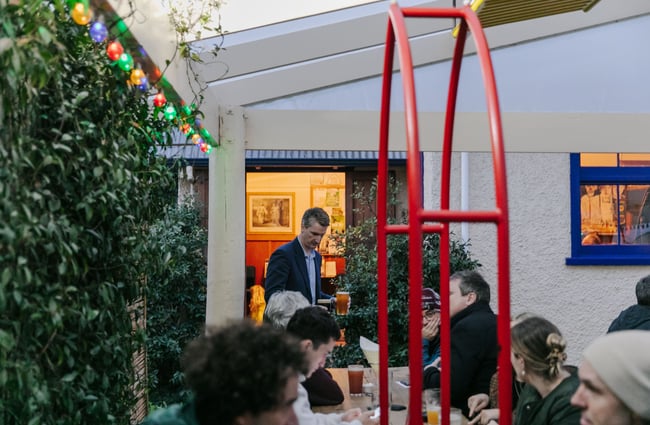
423,152,647,363
248,13,650,360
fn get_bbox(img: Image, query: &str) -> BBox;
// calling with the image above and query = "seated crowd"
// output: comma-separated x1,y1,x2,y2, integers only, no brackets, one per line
141,272,650,425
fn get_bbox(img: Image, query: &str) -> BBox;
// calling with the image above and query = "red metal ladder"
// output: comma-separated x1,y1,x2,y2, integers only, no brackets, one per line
376,4,511,425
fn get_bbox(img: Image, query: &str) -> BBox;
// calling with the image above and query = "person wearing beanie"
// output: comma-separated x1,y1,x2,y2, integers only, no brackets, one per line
422,287,442,367
571,330,650,425
423,270,498,418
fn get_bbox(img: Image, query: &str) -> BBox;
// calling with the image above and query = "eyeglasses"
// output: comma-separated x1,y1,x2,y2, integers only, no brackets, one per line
423,309,439,319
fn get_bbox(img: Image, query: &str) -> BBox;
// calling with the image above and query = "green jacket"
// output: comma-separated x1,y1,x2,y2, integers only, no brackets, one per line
140,400,199,425
514,373,580,425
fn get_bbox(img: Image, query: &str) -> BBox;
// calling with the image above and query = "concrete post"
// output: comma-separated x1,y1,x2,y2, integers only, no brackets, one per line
206,105,246,325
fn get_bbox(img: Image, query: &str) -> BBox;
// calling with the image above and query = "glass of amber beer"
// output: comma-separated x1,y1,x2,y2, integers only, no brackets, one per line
335,291,350,315
347,364,364,395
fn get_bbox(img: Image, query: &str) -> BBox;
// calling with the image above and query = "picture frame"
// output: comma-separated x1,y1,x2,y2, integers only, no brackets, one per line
311,186,346,233
247,193,295,235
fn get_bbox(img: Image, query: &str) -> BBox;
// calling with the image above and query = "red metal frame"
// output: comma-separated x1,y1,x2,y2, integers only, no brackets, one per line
377,4,511,425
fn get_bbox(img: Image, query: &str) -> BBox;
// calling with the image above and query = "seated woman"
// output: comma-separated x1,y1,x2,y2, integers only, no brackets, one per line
467,315,580,425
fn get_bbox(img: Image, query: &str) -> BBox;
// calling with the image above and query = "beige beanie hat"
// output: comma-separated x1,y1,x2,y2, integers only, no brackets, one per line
582,330,650,419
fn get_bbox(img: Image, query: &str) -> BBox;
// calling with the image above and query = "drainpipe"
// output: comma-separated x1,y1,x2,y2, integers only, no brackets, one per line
461,152,469,243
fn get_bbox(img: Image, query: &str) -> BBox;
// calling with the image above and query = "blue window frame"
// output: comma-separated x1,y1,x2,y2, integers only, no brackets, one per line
567,153,650,265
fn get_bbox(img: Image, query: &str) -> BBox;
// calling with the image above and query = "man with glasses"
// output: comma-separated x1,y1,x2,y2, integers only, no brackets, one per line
423,270,498,418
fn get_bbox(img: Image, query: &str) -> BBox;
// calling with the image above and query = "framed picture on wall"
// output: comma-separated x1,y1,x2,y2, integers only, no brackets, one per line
311,186,346,233
247,193,295,234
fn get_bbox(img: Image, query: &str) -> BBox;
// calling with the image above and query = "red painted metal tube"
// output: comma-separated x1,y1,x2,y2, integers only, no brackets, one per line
378,4,510,425
377,9,395,425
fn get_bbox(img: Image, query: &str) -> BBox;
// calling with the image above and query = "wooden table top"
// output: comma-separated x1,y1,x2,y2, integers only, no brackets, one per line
312,367,410,424
312,367,467,425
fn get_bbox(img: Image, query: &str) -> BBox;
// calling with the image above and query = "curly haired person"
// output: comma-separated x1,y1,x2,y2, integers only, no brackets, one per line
140,319,307,425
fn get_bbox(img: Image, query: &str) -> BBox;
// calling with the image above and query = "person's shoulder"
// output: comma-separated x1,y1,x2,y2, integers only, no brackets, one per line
557,372,580,394
545,376,581,419
608,304,650,332
460,303,496,325
272,238,298,254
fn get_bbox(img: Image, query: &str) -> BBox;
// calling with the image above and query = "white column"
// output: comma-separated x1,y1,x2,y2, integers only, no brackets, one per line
206,105,246,325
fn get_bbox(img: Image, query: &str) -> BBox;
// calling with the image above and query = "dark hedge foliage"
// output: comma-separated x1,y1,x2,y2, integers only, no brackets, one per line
330,180,480,367
1,1,178,423
145,203,207,407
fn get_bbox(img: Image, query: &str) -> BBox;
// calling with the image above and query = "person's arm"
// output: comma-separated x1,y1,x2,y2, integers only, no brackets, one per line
264,248,291,303
467,393,490,419
467,408,499,425
448,325,479,400
294,383,344,425
423,362,440,389
425,321,488,412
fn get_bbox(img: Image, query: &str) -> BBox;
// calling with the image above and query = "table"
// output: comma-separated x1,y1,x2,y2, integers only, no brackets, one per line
312,367,467,425
312,367,410,424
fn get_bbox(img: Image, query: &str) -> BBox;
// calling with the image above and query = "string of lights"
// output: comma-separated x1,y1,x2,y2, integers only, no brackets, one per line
69,0,216,154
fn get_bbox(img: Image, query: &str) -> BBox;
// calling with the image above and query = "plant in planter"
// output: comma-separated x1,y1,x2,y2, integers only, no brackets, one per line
329,180,480,367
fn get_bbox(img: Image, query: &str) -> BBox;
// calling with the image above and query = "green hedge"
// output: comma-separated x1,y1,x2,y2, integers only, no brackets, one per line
1,2,177,423
145,203,207,407
330,180,480,367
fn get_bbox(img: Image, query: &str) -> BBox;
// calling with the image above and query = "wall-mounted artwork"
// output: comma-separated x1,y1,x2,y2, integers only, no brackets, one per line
247,193,294,234
311,186,346,233
311,185,346,254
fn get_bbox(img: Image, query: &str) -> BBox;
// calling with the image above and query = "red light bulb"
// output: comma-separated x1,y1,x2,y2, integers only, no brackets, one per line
106,40,124,61
153,92,167,108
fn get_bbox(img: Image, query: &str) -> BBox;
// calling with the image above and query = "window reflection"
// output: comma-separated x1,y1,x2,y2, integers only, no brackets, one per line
580,184,617,245
580,184,650,245
621,185,650,244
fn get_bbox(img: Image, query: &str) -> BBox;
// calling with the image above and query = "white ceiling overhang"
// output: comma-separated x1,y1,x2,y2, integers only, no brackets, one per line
111,0,650,152
192,0,650,106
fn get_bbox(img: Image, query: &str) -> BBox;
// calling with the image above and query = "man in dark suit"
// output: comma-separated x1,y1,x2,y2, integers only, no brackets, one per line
423,270,497,418
264,207,332,304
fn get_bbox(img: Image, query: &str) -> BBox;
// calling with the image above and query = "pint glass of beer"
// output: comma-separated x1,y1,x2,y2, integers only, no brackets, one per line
335,291,350,315
347,364,364,395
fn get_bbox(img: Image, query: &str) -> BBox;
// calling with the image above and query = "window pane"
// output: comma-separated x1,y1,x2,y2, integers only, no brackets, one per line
580,184,619,245
580,153,617,167
621,185,650,244
619,154,650,167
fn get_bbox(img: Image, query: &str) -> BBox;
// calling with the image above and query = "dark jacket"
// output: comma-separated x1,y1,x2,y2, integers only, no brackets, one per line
513,373,580,425
607,304,650,332
423,301,497,418
302,367,345,406
264,237,327,303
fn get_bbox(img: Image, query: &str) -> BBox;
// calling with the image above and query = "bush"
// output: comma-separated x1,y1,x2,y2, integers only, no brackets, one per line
145,202,207,407
0,2,177,423
329,180,480,367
